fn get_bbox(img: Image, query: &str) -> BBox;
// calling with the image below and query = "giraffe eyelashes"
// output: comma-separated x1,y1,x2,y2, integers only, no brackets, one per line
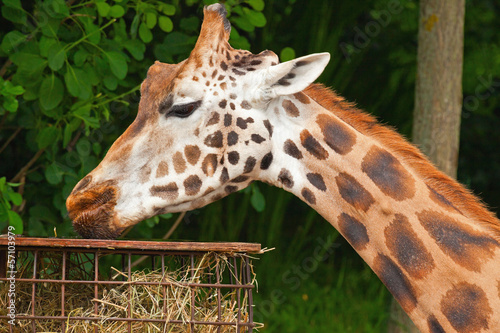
166,101,202,118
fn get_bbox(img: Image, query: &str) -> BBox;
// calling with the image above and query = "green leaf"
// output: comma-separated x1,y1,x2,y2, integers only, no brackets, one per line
65,65,91,99
63,117,82,148
158,16,173,33
47,42,66,71
39,74,64,110
2,5,26,24
280,47,296,62
160,4,176,16
109,5,125,18
246,0,265,11
83,20,101,45
96,2,111,17
146,12,157,29
7,191,22,206
4,81,25,95
250,184,266,212
3,96,18,112
105,51,128,79
8,210,23,235
3,0,23,9
10,52,46,73
74,48,89,66
1,30,26,53
51,0,69,16
123,39,145,61
39,36,56,58
37,126,59,149
139,22,153,43
45,162,63,185
103,75,118,90
243,8,266,27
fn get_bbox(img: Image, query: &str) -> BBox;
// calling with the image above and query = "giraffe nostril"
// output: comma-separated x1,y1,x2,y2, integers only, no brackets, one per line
74,175,92,193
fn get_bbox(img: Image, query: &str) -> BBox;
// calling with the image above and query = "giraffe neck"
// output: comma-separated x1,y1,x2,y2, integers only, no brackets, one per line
260,87,500,333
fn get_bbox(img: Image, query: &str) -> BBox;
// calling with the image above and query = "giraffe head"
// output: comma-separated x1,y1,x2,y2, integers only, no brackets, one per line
66,4,330,238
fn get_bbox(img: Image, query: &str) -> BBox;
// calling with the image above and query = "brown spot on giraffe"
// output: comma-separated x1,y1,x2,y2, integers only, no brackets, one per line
140,166,152,184
227,131,238,146
260,152,273,170
440,282,492,332
293,92,310,104
219,99,227,108
373,254,418,314
231,175,249,183
251,134,266,144
337,213,369,251
156,161,169,178
384,214,435,279
241,100,252,110
300,129,329,160
316,114,357,155
207,112,220,126
282,99,300,117
184,175,202,196
244,156,256,173
220,167,229,183
335,172,375,212
283,139,303,159
173,152,187,174
228,151,239,165
278,168,294,189
204,131,223,148
225,185,238,194
306,173,327,191
150,182,179,200
427,315,446,333
361,145,416,201
263,120,273,137
417,210,499,272
184,145,201,165
201,154,218,177
301,188,316,205
223,113,232,126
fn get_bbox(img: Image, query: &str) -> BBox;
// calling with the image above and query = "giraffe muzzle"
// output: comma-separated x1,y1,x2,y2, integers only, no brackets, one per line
66,184,122,239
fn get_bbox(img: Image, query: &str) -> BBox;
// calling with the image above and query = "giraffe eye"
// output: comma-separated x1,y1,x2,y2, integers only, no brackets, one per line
168,101,202,118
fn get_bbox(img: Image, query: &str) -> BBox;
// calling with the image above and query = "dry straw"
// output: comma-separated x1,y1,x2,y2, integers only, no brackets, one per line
0,251,261,332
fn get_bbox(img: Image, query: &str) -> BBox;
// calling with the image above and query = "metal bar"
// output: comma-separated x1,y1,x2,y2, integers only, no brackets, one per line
216,262,221,333
246,256,254,333
234,257,241,333
32,250,37,333
61,250,67,332
94,251,99,333
0,277,255,289
0,315,256,326
127,252,131,333
190,254,195,332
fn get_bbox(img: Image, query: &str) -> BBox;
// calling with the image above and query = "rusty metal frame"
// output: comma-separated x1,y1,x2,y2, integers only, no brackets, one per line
0,237,261,332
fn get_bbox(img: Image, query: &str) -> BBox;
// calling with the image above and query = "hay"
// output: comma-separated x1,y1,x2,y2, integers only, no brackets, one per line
0,251,261,332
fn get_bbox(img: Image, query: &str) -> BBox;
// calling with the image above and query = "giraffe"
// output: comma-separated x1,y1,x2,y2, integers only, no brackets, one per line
66,4,500,332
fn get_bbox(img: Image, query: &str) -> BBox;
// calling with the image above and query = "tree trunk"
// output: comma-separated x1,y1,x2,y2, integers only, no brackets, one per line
388,0,465,332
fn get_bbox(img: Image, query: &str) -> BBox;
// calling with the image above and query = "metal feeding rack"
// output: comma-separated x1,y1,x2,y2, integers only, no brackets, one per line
0,237,262,333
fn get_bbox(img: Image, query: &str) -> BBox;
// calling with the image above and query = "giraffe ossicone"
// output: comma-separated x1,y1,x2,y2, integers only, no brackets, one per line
67,4,500,332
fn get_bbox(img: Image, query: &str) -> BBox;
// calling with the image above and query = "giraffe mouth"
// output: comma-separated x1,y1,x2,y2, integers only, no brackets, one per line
67,186,123,239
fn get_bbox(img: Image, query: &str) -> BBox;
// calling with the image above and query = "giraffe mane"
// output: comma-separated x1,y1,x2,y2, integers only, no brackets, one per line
303,83,500,236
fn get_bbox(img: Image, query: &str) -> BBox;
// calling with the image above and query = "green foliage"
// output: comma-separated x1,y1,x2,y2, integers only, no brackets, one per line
0,177,23,234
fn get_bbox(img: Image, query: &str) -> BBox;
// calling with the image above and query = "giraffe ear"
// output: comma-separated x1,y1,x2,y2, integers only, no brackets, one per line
263,53,330,97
